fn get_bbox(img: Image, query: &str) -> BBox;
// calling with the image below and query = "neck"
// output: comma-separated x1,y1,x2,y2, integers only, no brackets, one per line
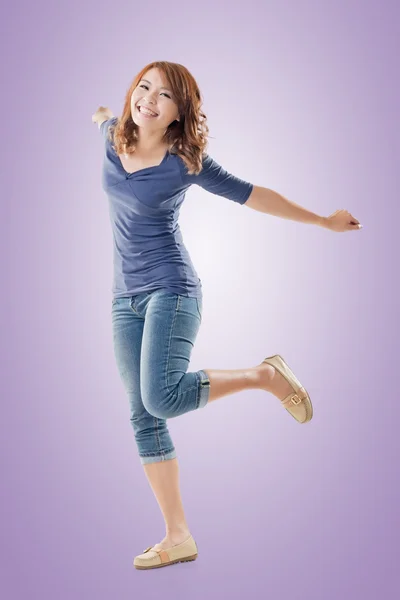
136,129,168,153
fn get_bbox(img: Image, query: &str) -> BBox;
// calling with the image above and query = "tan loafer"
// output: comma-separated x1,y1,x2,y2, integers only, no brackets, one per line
133,535,198,570
263,354,313,423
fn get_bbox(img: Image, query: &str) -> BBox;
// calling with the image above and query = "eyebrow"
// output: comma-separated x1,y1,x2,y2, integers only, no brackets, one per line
140,79,172,92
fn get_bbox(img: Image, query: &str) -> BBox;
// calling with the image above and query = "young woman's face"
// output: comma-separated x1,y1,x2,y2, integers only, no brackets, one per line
131,68,180,131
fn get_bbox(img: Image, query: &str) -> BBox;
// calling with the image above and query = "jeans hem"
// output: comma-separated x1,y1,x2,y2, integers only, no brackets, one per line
139,448,177,465
196,370,210,409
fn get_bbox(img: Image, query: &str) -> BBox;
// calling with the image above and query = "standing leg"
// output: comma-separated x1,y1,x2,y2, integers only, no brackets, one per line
137,291,203,552
142,458,190,546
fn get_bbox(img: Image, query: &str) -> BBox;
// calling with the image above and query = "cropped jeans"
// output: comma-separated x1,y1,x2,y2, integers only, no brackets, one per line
111,290,211,464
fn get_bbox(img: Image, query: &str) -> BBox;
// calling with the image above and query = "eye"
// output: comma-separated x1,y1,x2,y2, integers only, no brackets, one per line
138,84,171,99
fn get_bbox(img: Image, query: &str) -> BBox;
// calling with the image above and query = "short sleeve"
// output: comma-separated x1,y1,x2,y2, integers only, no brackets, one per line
180,153,253,205
100,116,117,142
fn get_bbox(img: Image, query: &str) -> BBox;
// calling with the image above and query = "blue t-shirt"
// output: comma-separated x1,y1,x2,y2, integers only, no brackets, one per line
100,117,253,298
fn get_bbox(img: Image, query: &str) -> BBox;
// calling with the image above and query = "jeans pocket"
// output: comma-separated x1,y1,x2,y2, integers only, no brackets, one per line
175,295,202,323
195,298,203,322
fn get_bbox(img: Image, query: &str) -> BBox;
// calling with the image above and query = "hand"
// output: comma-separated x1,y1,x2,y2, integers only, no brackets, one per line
91,106,114,124
322,209,363,232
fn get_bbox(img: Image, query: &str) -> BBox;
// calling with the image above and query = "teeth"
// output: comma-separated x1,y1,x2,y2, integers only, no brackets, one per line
139,106,157,116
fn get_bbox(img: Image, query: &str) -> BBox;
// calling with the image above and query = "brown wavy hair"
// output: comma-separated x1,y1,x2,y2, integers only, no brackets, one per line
107,61,210,175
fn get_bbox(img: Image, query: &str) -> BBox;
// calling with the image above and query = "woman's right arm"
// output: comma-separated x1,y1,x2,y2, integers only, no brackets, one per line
91,106,114,128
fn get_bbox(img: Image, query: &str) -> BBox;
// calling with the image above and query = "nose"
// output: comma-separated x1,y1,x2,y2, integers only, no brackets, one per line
143,93,156,104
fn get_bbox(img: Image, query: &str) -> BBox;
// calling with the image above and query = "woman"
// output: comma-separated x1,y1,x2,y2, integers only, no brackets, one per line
92,61,362,570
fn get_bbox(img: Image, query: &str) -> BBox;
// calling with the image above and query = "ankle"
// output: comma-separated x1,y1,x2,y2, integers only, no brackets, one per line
245,367,263,388
166,523,190,538
255,363,275,390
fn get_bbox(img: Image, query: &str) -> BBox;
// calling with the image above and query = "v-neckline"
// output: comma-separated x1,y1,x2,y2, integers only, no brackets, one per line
116,149,170,177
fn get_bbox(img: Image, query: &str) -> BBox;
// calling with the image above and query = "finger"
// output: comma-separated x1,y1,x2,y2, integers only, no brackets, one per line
349,213,359,224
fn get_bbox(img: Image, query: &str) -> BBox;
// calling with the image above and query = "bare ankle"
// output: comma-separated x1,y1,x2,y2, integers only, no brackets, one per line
166,523,190,538
255,363,275,390
245,367,263,388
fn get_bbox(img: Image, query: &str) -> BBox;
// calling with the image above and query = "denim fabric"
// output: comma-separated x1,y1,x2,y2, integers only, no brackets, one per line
111,290,211,464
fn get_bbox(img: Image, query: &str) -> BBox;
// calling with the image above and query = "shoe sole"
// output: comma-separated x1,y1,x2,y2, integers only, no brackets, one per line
134,553,198,570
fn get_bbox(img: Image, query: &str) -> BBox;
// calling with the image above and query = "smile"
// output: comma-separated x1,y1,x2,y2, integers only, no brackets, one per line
138,106,158,117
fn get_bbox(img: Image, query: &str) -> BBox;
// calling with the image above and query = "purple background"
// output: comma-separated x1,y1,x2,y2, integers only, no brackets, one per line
2,0,399,598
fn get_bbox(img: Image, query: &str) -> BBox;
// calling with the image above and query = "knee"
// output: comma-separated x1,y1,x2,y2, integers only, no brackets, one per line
142,389,175,420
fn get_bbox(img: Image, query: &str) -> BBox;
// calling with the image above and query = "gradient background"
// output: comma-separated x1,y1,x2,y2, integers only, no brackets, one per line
1,0,399,598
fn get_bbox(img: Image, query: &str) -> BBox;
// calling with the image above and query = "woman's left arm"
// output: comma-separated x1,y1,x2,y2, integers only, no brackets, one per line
244,185,325,226
244,185,362,232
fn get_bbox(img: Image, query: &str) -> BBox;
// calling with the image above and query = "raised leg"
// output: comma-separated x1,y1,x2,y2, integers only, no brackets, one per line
203,361,294,404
